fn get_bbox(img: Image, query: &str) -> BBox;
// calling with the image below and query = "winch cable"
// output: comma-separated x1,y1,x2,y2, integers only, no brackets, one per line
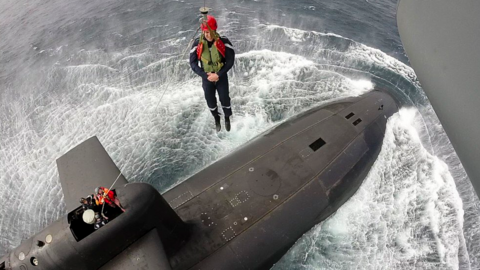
109,10,208,207
98,6,214,216
99,6,211,204
100,171,123,218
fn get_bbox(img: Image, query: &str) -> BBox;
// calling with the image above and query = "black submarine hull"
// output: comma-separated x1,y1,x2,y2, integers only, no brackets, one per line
163,89,398,270
0,89,398,270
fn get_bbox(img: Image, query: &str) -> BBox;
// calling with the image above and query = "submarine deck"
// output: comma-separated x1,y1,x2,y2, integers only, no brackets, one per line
163,90,398,270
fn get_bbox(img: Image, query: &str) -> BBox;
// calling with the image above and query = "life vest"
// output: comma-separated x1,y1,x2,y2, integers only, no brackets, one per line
196,34,226,73
95,187,115,205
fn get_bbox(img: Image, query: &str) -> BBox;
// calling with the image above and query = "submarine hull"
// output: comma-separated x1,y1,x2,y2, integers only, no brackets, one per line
163,89,398,270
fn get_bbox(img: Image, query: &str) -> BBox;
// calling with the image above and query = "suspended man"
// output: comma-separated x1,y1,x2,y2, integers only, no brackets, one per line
190,15,235,132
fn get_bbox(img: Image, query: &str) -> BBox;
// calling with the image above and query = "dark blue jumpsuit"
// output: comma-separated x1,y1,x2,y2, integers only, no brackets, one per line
189,37,235,118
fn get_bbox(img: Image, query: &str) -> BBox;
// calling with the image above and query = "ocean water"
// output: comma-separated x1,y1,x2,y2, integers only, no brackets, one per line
0,0,479,269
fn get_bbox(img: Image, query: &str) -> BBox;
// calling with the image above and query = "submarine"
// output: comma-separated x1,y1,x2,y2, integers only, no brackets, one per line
0,89,398,270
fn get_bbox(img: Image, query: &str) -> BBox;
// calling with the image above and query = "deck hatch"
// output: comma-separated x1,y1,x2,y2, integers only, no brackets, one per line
353,118,362,126
345,112,355,119
309,138,326,152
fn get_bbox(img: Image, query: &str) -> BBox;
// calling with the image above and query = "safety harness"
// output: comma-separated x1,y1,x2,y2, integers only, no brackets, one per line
196,33,226,73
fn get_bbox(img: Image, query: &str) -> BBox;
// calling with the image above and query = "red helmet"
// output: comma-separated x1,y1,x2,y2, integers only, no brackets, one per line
201,15,218,31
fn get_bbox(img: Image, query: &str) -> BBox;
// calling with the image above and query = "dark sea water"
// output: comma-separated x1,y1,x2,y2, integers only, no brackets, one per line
1,0,479,269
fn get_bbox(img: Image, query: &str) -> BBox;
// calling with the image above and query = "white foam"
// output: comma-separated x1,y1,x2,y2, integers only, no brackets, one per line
260,23,419,91
264,24,347,39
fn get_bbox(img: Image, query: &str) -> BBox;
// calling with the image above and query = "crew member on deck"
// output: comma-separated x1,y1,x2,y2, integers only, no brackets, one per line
190,15,235,132
95,187,125,213
80,195,96,210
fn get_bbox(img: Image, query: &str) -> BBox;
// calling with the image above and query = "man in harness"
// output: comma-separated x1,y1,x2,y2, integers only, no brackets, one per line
190,15,235,132
95,186,125,213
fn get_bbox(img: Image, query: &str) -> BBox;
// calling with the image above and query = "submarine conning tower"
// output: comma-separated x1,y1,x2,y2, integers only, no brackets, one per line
0,183,187,270
0,134,190,270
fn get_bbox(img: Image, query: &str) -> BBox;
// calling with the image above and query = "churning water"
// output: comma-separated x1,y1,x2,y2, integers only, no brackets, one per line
0,0,479,269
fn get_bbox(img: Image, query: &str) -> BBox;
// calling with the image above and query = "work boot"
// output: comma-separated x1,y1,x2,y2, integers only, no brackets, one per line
225,116,231,132
214,116,221,132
